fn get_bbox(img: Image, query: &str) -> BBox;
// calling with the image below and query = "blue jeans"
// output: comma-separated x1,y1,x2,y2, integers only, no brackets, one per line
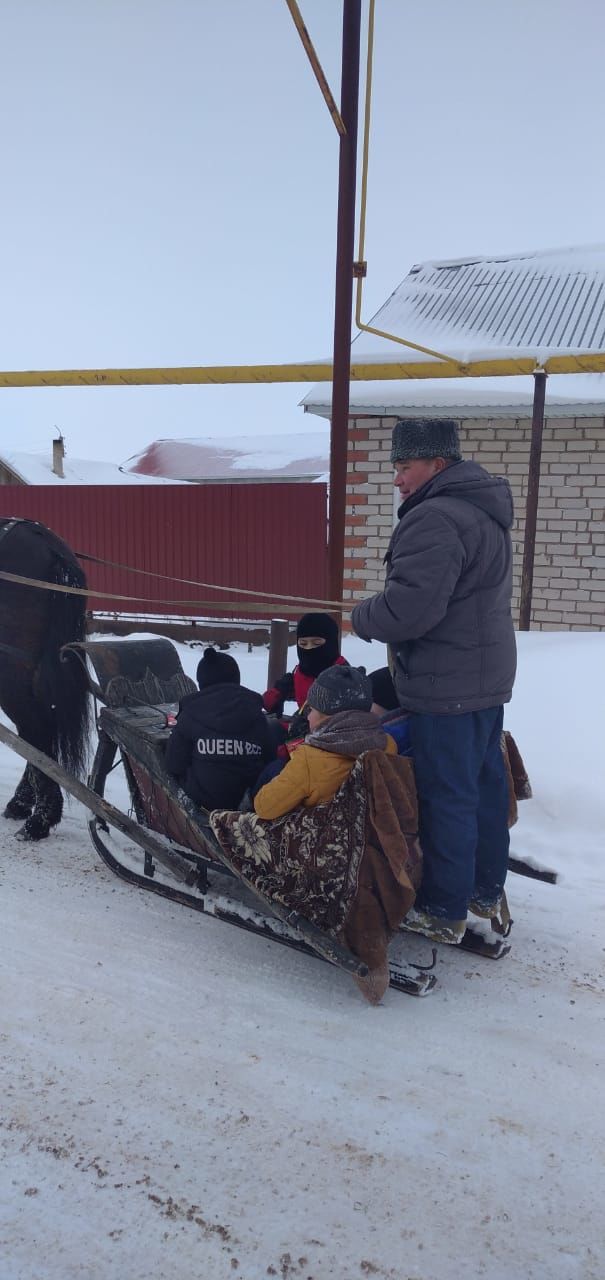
409,706,509,921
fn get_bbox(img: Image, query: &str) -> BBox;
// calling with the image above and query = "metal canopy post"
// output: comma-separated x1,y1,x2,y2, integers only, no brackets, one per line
327,0,362,611
519,370,547,630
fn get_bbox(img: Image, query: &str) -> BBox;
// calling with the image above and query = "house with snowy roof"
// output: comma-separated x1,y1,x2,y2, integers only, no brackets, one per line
303,244,605,631
0,436,184,486
122,433,329,484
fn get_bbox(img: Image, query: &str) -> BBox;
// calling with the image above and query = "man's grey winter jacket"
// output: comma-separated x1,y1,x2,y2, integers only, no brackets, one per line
351,461,517,714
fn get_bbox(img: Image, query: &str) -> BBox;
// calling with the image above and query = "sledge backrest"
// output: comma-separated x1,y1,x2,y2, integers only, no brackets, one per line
62,638,196,707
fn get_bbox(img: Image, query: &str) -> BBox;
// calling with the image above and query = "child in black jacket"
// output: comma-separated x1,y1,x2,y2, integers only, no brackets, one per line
165,648,274,811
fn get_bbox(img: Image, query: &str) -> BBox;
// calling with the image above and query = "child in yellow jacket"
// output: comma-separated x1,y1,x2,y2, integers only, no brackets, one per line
254,666,396,820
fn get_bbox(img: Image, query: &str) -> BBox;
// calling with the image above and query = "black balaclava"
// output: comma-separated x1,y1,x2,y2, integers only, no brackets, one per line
296,612,340,679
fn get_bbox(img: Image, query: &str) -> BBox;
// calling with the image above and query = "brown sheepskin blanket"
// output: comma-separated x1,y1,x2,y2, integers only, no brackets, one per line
209,750,421,974
208,736,531,996
503,730,533,827
343,751,421,971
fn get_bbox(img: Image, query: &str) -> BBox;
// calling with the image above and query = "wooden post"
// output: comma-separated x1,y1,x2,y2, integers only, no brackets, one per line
267,618,290,689
519,371,547,630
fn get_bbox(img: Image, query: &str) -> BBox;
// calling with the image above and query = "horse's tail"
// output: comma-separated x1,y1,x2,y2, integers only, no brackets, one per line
38,546,90,778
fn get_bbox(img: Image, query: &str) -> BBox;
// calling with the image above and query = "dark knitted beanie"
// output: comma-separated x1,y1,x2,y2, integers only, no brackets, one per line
390,418,462,463
369,666,399,712
196,647,240,690
306,665,372,715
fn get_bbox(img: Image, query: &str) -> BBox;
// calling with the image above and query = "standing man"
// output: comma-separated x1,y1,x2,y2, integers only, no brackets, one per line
351,419,517,945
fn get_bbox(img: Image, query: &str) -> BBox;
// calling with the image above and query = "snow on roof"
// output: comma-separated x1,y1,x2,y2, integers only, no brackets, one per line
302,372,605,420
351,243,605,366
1,450,185,485
123,433,329,481
303,244,605,416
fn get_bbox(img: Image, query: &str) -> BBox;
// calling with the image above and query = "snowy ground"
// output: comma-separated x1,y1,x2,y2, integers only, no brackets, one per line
1,632,604,1280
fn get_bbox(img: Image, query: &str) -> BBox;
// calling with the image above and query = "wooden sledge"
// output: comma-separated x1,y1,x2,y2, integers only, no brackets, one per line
0,638,556,998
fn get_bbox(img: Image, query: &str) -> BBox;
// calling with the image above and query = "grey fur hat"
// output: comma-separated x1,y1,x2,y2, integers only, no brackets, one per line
390,418,462,464
306,665,373,715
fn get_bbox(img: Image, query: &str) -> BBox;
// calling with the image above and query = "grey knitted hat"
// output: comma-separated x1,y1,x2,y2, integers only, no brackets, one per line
306,666,373,715
390,418,462,464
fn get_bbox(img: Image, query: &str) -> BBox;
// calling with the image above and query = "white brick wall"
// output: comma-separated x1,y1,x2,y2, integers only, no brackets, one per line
343,414,605,631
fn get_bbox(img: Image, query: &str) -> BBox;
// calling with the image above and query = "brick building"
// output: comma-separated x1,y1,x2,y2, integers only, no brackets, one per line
303,245,605,631
336,400,605,632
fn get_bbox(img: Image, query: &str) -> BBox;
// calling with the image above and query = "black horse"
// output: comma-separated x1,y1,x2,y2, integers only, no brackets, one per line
0,518,89,839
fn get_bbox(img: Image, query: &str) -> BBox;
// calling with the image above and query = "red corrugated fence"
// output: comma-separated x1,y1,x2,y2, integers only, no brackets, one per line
1,484,328,618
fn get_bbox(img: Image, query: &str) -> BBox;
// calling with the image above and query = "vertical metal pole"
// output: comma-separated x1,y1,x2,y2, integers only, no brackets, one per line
267,618,291,689
519,370,547,630
327,0,362,611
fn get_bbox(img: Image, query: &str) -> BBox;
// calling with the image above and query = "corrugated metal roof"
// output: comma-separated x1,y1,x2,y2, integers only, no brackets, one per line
302,372,605,419
350,243,605,365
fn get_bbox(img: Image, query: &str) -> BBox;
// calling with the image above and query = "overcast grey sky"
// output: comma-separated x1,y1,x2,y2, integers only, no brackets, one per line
1,0,604,463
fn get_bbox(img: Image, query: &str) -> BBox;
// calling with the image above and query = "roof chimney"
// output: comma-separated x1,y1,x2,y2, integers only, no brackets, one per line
52,432,65,479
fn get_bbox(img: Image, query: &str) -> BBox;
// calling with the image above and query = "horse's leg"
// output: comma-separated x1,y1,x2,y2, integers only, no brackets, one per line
2,682,64,841
0,666,41,822
22,766,64,841
0,522,88,840
4,764,35,820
